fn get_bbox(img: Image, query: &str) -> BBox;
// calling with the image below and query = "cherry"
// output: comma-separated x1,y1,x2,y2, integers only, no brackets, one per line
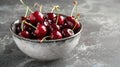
16,23,21,34
49,23,60,32
62,28,74,38
65,16,80,30
35,24,47,38
30,32,38,39
33,11,44,23
47,13,56,21
19,30,30,38
28,13,37,25
56,15,65,25
23,24,33,32
42,19,51,28
50,30,62,39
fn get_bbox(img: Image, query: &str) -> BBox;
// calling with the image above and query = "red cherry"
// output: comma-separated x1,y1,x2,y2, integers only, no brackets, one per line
28,13,37,25
50,30,62,40
42,19,51,28
16,23,21,34
65,16,80,30
19,30,30,38
47,13,56,21
30,32,38,39
62,28,74,38
35,24,47,38
33,11,44,23
56,15,65,25
23,24,33,32
49,23,60,32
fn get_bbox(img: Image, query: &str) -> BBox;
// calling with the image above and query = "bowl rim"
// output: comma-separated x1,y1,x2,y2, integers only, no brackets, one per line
10,16,83,43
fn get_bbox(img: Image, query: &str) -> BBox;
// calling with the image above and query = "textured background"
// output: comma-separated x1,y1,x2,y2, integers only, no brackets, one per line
0,0,120,67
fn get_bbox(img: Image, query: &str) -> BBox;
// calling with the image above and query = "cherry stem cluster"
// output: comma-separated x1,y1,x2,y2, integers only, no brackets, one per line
20,0,33,13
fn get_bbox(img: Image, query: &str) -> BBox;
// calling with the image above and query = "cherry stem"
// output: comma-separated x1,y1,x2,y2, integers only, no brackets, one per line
22,20,37,29
40,36,50,43
51,5,60,13
72,13,80,30
20,0,33,13
39,5,43,12
71,1,78,17
34,3,43,12
21,22,24,31
56,14,59,25
72,19,78,30
54,6,60,24
24,6,29,17
76,13,80,19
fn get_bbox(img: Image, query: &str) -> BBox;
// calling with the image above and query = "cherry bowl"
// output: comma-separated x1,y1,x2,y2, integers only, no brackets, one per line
10,16,82,61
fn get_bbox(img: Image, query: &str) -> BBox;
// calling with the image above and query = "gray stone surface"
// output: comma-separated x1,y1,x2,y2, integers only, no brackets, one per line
0,0,120,67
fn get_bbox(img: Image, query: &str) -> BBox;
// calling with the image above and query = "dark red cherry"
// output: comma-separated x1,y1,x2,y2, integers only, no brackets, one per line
65,16,80,30
62,28,74,37
47,13,56,21
23,24,33,32
35,24,47,38
28,13,37,25
16,23,21,34
56,15,65,25
42,19,51,28
33,11,44,23
30,32,38,39
49,23,60,32
19,30,30,38
50,30,62,40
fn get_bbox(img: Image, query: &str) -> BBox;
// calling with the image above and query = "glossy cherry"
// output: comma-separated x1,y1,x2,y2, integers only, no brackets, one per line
23,24,34,32
65,16,80,30
16,24,21,34
62,28,74,37
30,31,38,39
56,15,65,25
47,13,56,21
50,30,62,39
42,19,51,28
19,30,30,38
28,13,37,25
33,11,44,23
49,23,60,32
35,24,47,38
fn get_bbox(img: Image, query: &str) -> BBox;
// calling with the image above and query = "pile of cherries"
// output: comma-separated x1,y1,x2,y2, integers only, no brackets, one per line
16,12,81,40
16,1,81,40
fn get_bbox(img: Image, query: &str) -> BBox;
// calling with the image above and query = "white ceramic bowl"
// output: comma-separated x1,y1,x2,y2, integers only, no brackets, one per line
10,18,82,61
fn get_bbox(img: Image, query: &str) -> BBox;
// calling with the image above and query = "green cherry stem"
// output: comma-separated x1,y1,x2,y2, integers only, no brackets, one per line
20,0,33,13
51,6,59,13
51,6,55,13
72,13,80,30
22,20,37,29
72,19,78,30
39,5,43,12
55,6,60,24
71,1,78,17
21,21,24,31
24,6,29,17
39,36,50,43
